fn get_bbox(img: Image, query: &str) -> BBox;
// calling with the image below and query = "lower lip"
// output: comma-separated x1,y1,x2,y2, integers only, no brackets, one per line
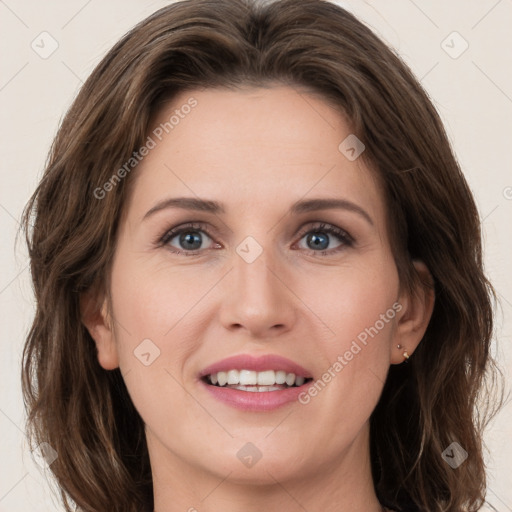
200,379,309,411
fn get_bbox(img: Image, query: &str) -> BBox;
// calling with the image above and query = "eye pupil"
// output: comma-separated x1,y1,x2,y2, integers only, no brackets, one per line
180,231,202,250
308,232,329,250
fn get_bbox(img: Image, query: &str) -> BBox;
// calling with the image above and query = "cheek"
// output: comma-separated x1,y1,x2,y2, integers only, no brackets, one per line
293,263,399,439
303,254,399,404
108,257,201,431
306,254,400,344
109,252,212,343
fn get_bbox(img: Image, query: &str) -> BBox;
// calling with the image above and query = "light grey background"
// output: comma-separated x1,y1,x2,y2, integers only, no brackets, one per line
1,0,511,510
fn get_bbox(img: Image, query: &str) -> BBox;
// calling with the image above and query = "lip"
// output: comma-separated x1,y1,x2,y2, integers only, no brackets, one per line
199,353,313,379
200,380,310,411
198,353,313,411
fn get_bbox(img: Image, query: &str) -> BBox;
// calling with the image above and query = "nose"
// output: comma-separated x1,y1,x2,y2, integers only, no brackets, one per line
218,245,296,338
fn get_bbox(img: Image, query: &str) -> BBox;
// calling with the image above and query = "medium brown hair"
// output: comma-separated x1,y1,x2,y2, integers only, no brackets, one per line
21,1,504,511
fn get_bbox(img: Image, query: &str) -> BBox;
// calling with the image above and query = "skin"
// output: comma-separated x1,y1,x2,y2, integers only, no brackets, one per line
83,85,434,512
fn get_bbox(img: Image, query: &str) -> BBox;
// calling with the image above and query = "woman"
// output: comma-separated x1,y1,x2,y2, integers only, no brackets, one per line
21,0,503,511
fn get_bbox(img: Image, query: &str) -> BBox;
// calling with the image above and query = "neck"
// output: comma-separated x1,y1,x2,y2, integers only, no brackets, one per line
148,422,384,512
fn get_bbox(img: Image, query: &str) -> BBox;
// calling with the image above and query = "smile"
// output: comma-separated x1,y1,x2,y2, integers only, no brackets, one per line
199,354,314,410
204,369,310,390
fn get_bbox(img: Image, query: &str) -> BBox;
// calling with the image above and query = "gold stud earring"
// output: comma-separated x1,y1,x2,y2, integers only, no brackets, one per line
397,344,409,362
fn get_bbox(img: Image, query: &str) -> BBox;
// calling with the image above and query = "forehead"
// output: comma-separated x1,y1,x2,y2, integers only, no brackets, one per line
126,86,385,224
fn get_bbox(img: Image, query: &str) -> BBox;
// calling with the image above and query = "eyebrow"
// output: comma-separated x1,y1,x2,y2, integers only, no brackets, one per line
143,196,373,225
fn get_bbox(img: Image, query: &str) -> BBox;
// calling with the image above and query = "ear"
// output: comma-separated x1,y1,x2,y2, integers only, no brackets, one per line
391,260,435,364
80,288,119,370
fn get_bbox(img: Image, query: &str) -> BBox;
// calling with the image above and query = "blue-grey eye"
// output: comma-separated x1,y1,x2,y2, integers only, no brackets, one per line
307,232,329,250
178,232,203,250
166,230,214,252
298,229,345,252
159,221,218,255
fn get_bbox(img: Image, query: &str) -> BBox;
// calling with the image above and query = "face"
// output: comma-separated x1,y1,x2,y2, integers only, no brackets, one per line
86,85,430,489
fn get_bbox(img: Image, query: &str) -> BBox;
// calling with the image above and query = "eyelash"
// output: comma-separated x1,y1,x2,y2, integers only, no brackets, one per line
157,221,354,257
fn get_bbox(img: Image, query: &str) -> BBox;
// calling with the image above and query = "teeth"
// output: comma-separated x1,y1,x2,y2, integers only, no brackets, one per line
256,370,274,385
275,370,287,384
240,370,258,385
231,385,283,392
227,370,239,385
207,369,308,387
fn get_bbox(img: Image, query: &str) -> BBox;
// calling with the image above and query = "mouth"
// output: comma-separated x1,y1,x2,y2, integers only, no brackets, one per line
202,369,312,392
198,354,314,410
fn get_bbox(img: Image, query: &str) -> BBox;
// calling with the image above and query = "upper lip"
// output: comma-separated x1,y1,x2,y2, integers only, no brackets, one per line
199,354,313,379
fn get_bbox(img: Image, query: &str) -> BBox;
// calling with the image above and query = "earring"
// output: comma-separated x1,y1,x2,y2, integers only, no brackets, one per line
396,344,410,362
